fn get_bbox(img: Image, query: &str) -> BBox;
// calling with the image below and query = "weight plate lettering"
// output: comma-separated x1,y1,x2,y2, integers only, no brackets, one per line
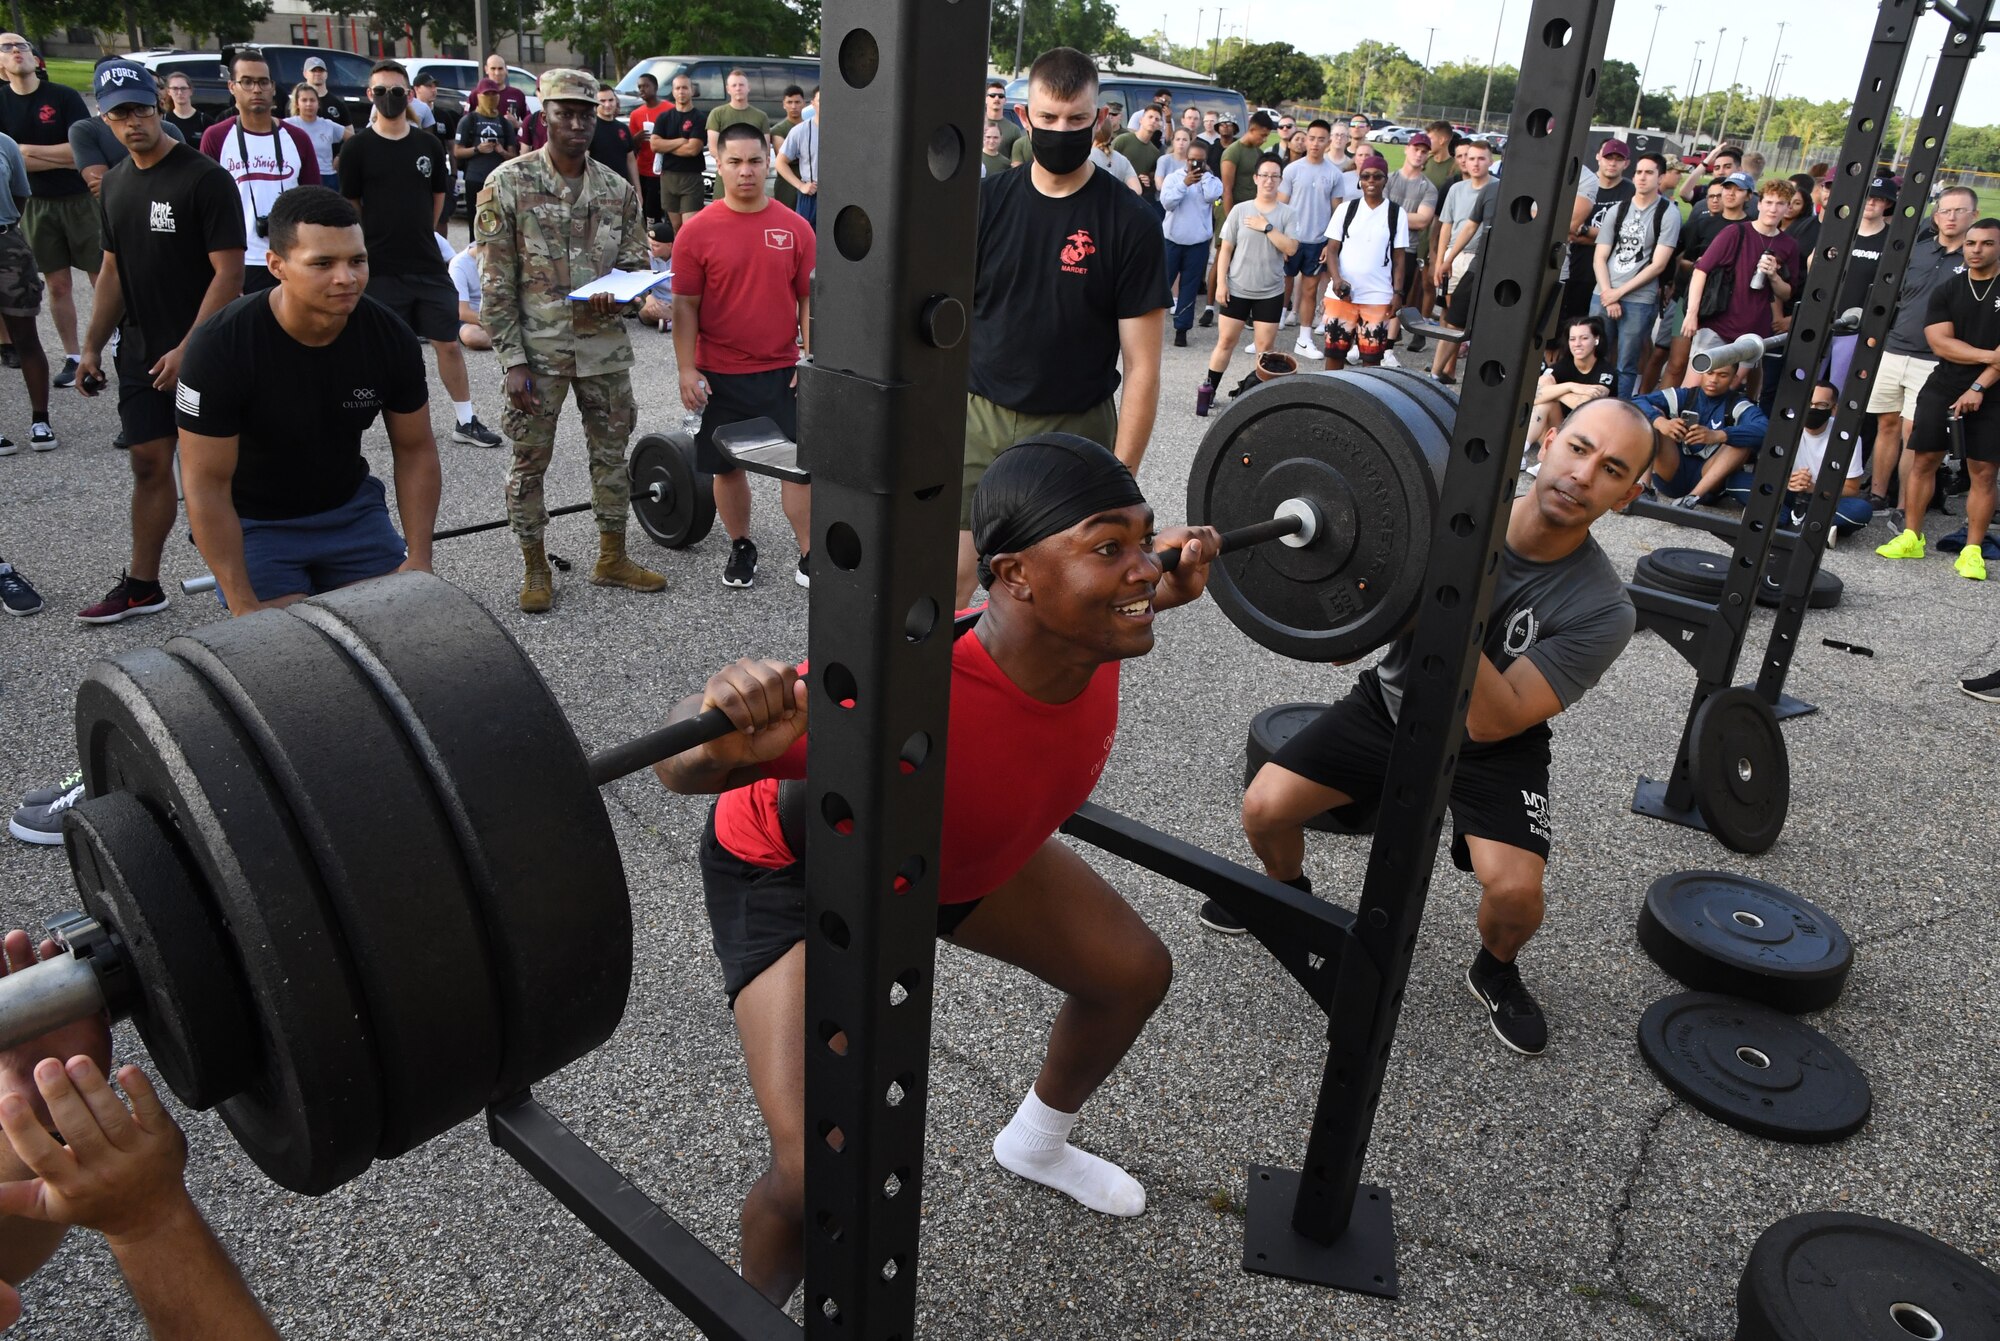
1638,869,1852,1012
76,650,382,1193
630,431,716,549
1188,371,1447,662
1637,992,1870,1143
1737,1211,2000,1340
1243,702,1378,834
1688,686,1789,855
171,612,504,1158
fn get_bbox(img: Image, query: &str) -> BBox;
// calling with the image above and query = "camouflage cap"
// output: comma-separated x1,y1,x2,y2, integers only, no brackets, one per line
537,68,598,105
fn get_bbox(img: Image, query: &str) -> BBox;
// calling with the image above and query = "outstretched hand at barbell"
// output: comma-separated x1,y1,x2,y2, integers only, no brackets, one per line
654,659,810,794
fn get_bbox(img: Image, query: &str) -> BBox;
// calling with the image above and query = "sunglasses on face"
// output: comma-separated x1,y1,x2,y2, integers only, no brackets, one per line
1359,171,1386,180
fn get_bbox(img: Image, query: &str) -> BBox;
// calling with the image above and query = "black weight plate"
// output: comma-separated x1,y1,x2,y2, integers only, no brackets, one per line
170,611,503,1158
1737,1211,2000,1340
1640,547,1731,597
1637,992,1870,1143
1188,371,1446,662
1689,686,1790,855
75,650,382,1193
291,574,631,1097
1345,365,1460,431
630,431,715,549
1637,869,1852,1012
1755,564,1843,609
1630,556,1721,603
63,791,257,1111
1243,702,1378,835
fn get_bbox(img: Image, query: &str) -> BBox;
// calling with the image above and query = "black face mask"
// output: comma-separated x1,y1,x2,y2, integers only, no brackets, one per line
372,86,409,119
1031,124,1094,175
1805,407,1833,430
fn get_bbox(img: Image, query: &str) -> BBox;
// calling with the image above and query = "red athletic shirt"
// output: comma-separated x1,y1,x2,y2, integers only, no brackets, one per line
626,103,662,178
669,198,816,374
713,628,1121,903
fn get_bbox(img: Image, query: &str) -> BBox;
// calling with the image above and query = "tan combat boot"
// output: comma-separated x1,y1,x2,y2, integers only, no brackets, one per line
590,530,666,592
519,540,554,614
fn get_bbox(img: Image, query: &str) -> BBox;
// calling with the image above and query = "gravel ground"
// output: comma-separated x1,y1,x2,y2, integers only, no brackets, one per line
0,260,1995,1340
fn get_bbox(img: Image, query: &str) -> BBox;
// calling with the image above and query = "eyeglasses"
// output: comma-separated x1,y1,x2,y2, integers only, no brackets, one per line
1254,171,1283,181
233,76,273,89
1279,122,1294,130
104,104,158,122
0,41,32,53
1358,171,1387,180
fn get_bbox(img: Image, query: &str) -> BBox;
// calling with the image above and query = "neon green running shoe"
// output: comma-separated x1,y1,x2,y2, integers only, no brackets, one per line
1876,529,1926,559
1956,544,1987,580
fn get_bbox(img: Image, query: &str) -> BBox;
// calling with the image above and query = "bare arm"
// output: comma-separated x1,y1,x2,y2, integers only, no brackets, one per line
1464,652,1564,743
384,407,440,571
82,251,126,362
1112,309,1163,473
774,150,806,194
180,431,261,613
18,143,73,171
1925,320,2000,371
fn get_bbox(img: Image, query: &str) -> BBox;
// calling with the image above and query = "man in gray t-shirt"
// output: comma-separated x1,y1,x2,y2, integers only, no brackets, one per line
1235,397,1656,1058
1867,187,1974,501
1590,152,1681,397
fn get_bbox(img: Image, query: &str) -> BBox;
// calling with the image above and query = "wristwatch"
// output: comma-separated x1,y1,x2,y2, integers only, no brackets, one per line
1971,383,1988,394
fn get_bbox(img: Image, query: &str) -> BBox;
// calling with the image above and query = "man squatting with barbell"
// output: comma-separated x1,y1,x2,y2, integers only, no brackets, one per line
1240,396,1657,1058
655,437,1219,1306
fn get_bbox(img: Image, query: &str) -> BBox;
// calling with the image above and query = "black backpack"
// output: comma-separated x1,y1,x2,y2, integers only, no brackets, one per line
1339,196,1403,268
1606,194,1670,265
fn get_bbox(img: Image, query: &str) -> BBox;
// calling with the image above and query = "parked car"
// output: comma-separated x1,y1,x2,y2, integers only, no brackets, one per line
1000,74,1250,139
1367,125,1416,144
614,55,820,117
405,57,542,139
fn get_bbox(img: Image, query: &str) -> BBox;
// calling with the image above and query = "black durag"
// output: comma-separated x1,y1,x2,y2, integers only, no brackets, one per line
972,435,1146,588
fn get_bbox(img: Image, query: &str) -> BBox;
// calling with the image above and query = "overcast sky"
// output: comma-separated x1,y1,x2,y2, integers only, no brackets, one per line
1116,1,1997,126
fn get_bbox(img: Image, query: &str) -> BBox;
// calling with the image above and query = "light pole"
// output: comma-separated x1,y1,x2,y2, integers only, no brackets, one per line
1012,0,1027,74
1478,0,1506,131
1210,7,1225,74
1631,3,1665,128
1894,52,1934,168
1694,25,1724,146
1674,41,1703,141
1712,33,1747,146
1751,22,1786,148
1418,26,1437,116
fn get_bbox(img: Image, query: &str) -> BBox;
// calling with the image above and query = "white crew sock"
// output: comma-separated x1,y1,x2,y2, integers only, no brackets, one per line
453,400,476,425
991,1087,1145,1217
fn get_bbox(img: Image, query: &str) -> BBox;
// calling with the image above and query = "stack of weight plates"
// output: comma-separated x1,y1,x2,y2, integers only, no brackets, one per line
1630,547,1842,609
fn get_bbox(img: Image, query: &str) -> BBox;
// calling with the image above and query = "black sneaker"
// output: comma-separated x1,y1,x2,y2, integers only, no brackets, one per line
1961,669,2000,704
1464,957,1547,1056
453,417,503,448
0,434,15,457
795,552,810,588
1198,305,1215,328
1173,328,1188,347
9,777,83,846
51,356,78,389
75,572,170,624
0,561,42,616
1198,899,1248,935
0,344,18,369
722,537,758,589
28,421,55,451
111,428,129,451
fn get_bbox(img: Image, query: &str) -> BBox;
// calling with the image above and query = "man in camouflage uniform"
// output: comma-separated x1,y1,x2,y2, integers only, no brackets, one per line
477,67,664,613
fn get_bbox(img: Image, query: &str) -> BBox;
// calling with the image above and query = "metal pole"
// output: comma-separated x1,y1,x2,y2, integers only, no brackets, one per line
1714,33,1747,147
1674,41,1702,141
1631,3,1665,127
1694,25,1724,146
1477,0,1506,130
1895,52,1934,167
475,0,489,78
1013,0,1027,75
1752,21,1786,147
1419,26,1436,113
1211,8,1225,74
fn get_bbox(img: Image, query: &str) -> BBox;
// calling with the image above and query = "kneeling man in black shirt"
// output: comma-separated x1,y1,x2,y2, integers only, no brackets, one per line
177,187,440,614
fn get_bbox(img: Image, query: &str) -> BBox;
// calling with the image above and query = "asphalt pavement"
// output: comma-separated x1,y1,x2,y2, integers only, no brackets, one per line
0,264,1994,1340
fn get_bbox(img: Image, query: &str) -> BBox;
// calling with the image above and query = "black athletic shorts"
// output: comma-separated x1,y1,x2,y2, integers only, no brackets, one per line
1269,670,1554,870
700,805,981,1006
1445,264,1479,329
116,376,176,446
694,366,798,475
1911,382,2000,464
1221,291,1283,325
366,272,459,343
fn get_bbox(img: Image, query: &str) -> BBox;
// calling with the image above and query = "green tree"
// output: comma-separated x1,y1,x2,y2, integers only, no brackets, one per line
1320,39,1422,115
1213,40,1323,107
540,0,812,74
1420,58,1516,116
22,0,267,50
988,0,1138,75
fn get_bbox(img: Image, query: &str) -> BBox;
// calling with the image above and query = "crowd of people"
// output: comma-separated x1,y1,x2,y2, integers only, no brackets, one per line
0,37,1993,1329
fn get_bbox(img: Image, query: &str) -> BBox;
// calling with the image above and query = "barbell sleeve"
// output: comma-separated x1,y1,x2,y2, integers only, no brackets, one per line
0,952,109,1055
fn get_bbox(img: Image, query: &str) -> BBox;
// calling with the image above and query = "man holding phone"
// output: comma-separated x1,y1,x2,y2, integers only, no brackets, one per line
1159,136,1222,346
1632,362,1768,505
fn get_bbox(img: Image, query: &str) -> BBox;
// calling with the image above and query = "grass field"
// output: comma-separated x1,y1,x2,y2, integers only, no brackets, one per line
41,57,97,95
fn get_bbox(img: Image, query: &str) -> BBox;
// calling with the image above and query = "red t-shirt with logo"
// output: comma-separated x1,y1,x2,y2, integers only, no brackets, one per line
713,626,1121,903
670,198,816,374
626,102,663,177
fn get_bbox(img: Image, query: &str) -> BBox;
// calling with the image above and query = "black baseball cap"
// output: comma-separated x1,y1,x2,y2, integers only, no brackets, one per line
1867,175,1900,200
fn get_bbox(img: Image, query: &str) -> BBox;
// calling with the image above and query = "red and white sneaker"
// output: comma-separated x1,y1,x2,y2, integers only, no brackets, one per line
75,572,170,624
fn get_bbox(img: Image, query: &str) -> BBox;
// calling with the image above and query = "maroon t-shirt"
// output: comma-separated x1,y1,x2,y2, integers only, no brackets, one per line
1695,223,1802,342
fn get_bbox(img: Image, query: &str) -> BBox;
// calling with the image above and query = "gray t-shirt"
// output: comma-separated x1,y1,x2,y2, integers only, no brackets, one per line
1376,535,1635,738
1440,178,1487,254
1887,236,1964,356
1280,156,1344,243
0,132,26,227
1220,199,1294,300
781,117,820,184
285,116,343,176
1600,195,1682,305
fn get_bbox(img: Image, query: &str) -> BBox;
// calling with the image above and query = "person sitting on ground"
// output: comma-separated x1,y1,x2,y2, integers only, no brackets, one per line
1878,214,2000,579
1523,314,1616,465
1197,157,1297,414
450,237,489,350
1236,398,1656,1057
0,929,280,1336
1633,362,1769,506
655,437,1215,1306
176,187,439,614
1718,379,1871,540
